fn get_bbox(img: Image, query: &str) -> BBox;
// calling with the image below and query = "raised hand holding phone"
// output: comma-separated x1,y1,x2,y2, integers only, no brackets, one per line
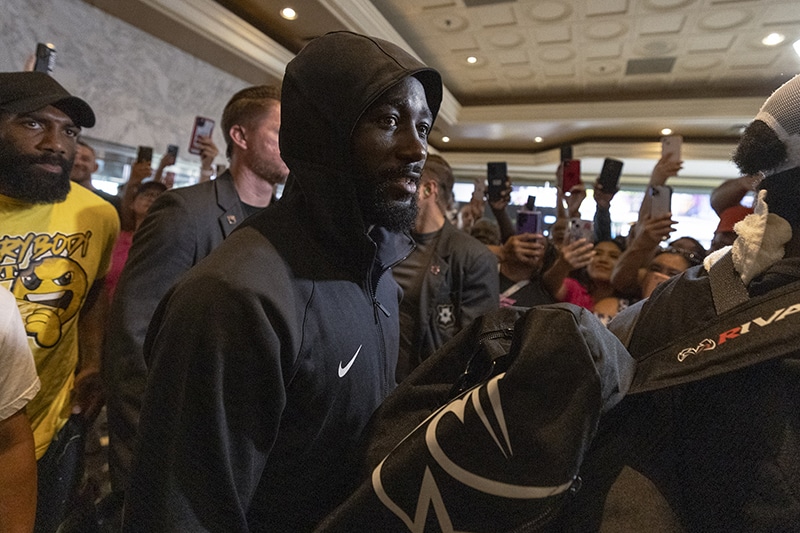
136,146,153,164
561,160,582,193
516,196,543,235
568,218,594,243
189,116,215,155
487,162,507,202
597,158,623,194
658,135,683,179
648,185,673,218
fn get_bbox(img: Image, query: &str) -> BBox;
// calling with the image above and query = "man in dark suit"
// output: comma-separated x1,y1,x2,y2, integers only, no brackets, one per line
103,85,288,494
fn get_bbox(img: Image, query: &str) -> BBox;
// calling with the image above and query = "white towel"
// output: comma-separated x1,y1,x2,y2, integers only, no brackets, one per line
704,190,792,285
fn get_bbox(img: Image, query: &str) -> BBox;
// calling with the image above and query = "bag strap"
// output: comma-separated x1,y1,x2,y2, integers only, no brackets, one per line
708,251,750,315
629,275,800,394
501,279,531,299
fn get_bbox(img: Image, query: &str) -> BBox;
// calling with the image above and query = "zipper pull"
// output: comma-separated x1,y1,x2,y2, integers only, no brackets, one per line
374,299,391,317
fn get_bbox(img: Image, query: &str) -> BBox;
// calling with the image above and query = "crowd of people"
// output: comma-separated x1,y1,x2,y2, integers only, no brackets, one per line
1,29,799,533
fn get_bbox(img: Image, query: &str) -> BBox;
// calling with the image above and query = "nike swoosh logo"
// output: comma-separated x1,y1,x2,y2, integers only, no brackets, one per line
338,345,362,378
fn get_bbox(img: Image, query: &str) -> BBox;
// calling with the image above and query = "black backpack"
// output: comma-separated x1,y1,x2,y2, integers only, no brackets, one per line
318,254,800,532
316,304,634,532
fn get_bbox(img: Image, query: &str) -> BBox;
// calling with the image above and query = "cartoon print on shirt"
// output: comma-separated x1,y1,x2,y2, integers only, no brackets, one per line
1,231,92,348
13,256,88,347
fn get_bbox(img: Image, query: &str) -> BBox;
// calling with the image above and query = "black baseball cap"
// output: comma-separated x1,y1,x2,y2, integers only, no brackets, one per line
0,71,95,128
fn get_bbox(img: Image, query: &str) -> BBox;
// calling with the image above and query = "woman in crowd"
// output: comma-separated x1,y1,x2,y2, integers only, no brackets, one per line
544,237,629,325
106,180,168,299
639,246,703,299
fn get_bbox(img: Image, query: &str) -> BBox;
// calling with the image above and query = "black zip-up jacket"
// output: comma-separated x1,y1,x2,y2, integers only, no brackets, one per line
124,32,442,532
395,220,499,381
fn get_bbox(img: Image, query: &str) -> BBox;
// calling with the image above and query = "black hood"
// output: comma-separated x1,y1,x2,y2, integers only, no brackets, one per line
280,31,442,171
268,31,442,275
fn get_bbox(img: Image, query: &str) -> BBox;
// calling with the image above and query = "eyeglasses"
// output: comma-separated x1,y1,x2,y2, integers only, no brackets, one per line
658,246,704,267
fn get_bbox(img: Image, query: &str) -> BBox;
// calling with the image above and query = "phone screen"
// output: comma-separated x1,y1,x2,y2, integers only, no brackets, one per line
598,158,623,193
189,117,215,154
487,162,507,202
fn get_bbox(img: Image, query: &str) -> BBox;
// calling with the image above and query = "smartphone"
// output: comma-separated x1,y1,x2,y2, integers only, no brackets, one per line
166,144,179,159
136,145,153,164
34,43,56,74
598,158,623,193
569,218,594,242
561,159,582,192
525,195,536,211
189,116,215,155
649,185,673,217
661,135,682,163
487,162,507,202
560,144,573,162
516,210,543,235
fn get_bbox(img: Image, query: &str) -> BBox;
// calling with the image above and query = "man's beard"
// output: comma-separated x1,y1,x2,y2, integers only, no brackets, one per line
0,146,72,204
250,152,289,186
357,177,419,233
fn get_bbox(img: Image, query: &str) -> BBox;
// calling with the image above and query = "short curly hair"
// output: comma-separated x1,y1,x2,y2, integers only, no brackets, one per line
732,120,787,176
221,85,281,159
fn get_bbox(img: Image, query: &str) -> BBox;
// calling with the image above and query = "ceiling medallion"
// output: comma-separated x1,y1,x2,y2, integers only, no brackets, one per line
586,21,627,40
539,47,575,62
699,10,749,30
528,1,571,22
489,32,524,48
637,40,677,57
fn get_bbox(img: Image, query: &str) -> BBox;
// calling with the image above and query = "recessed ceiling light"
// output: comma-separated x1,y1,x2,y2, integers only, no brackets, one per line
441,136,450,143
661,128,672,136
466,56,477,64
534,136,543,143
794,39,800,58
762,33,785,46
280,7,297,20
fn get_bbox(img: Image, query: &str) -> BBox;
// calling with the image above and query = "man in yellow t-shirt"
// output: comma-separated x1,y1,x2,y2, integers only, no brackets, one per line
0,71,118,531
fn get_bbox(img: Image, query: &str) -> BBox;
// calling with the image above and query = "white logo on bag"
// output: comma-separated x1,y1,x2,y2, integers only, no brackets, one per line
677,338,716,362
338,345,362,378
675,302,800,362
372,375,574,531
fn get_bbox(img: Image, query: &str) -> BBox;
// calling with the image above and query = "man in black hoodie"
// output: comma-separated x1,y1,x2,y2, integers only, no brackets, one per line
123,32,442,532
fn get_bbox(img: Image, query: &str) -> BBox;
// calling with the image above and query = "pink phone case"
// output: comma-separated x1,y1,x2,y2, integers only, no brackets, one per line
189,117,215,155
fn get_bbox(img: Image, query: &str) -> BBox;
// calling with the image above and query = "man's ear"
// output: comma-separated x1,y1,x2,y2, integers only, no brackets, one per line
423,181,437,198
91,162,99,173
229,125,247,151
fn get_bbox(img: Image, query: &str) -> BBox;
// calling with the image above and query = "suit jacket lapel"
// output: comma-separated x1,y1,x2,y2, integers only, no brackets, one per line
214,170,246,238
